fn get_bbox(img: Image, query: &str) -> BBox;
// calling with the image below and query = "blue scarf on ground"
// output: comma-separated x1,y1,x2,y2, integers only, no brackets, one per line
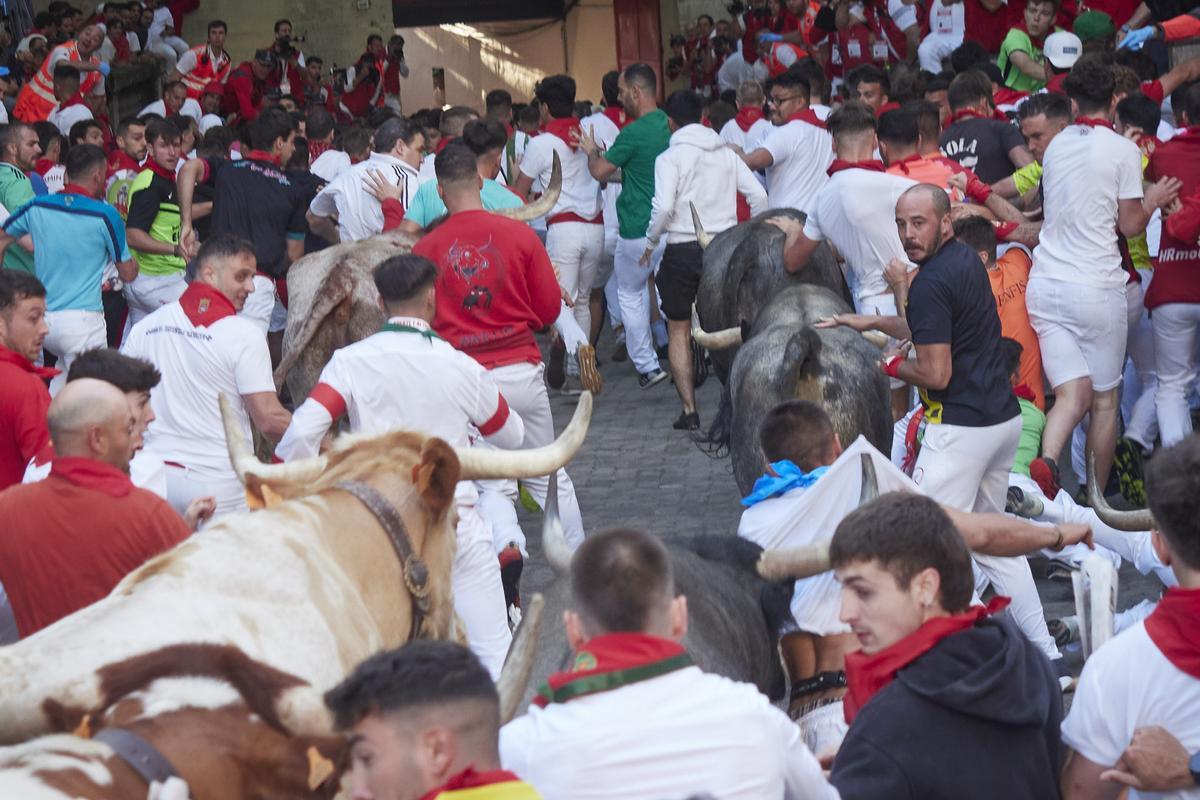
741,460,829,507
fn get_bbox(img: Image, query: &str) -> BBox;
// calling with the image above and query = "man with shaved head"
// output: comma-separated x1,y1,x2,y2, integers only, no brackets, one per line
0,378,190,639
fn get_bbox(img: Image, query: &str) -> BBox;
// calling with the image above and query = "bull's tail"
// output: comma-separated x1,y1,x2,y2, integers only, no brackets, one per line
692,380,733,458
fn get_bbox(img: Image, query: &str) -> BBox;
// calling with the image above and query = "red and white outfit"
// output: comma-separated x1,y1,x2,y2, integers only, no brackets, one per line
759,110,834,213
13,40,105,122
918,0,966,74
175,45,232,100
308,151,420,242
122,283,275,518
1029,120,1144,393
138,96,202,122
500,633,837,799
48,92,93,137
580,110,623,321
719,106,773,155
275,316,524,678
413,210,585,553
520,118,605,341
1061,588,1200,800
802,160,916,313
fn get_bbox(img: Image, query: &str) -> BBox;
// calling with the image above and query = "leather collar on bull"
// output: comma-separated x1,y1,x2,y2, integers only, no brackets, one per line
336,480,433,640
93,728,183,792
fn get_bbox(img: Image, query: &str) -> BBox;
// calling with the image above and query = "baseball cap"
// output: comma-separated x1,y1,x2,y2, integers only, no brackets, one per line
16,33,47,54
254,48,277,66
1044,31,1083,70
1074,10,1116,42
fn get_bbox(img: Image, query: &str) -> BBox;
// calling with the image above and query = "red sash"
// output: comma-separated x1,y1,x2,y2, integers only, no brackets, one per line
533,632,693,707
843,596,1011,722
179,281,236,327
1144,587,1200,679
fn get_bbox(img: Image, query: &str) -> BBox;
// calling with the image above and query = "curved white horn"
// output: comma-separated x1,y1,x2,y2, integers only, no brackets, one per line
757,543,830,581
497,592,545,725
861,330,888,348
1087,453,1153,531
494,152,562,222
456,392,592,480
542,471,574,577
690,202,713,250
859,453,879,506
220,393,328,486
692,323,742,351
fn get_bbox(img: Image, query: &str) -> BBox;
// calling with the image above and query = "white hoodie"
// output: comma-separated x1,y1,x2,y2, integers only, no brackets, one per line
646,123,768,249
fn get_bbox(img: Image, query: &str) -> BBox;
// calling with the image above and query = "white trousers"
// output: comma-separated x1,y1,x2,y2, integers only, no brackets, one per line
917,30,963,73
476,361,585,553
453,505,512,679
546,221,604,340
972,550,1061,661
44,309,106,395
240,275,277,334
1152,301,1200,448
124,272,186,331
1122,277,1158,451
913,415,1021,513
164,463,248,520
614,236,664,374
147,36,188,70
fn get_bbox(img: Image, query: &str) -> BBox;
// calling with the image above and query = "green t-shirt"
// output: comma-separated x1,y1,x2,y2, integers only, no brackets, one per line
406,177,522,228
997,28,1046,93
604,108,671,240
0,163,35,275
1012,396,1046,476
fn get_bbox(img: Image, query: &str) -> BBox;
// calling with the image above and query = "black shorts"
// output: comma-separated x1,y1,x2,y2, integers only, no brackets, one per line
655,241,704,322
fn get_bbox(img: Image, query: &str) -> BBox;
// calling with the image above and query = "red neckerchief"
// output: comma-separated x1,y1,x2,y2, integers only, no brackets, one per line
61,183,96,198
827,158,886,176
0,342,59,381
60,91,88,110
735,106,764,132
33,159,55,177
1013,384,1036,401
245,149,280,165
108,150,141,177
786,108,827,130
544,117,582,150
1134,133,1162,158
533,632,693,707
416,767,525,800
179,281,236,328
948,108,988,125
50,456,134,498
146,159,175,181
603,105,628,129
876,101,901,118
1144,587,1200,679
434,136,456,156
309,139,332,162
843,596,1011,723
890,152,924,175
1045,73,1068,95
1075,116,1115,130
993,87,1030,107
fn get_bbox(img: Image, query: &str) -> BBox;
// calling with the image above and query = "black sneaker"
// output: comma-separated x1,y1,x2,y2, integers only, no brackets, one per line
546,337,566,390
1112,437,1147,507
1005,485,1044,518
639,368,669,389
673,410,700,431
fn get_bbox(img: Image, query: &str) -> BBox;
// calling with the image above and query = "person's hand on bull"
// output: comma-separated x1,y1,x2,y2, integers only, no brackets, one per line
764,215,803,249
815,313,877,332
1102,726,1197,791
184,496,217,530
363,168,404,203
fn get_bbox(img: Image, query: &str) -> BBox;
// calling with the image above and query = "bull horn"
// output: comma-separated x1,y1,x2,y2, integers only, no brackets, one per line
859,453,879,505
455,391,592,480
494,152,562,222
497,592,545,724
757,543,830,581
861,330,888,348
1087,453,1153,531
542,471,574,577
690,202,713,249
691,310,743,351
219,393,328,485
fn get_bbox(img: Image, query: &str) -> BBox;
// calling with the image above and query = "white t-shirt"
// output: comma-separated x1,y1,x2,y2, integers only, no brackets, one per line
122,299,274,480
719,115,773,154
310,148,351,183
1061,621,1200,800
501,666,837,800
738,437,921,634
148,7,175,43
308,152,420,242
48,102,93,137
929,0,966,36
761,118,834,213
581,112,622,235
718,51,754,95
1032,124,1144,289
139,97,202,122
802,167,916,302
890,0,921,30
198,113,224,135
42,164,65,195
520,131,602,220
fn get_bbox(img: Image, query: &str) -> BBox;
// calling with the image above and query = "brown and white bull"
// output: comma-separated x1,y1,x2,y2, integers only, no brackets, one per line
276,158,562,404
0,391,592,746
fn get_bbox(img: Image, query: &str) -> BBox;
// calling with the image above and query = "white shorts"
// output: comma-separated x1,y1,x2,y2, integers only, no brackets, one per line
797,700,848,757
1026,276,1127,392
856,290,906,389
44,309,107,395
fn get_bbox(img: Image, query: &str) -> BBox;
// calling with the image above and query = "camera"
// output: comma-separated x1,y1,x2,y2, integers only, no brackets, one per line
726,0,746,14
387,34,405,62
669,33,687,49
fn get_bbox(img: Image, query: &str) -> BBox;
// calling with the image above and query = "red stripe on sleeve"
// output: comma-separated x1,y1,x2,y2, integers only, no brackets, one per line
478,393,510,436
309,382,347,419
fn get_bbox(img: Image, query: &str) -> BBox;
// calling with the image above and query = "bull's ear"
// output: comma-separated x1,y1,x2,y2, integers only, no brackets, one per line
411,438,461,517
245,476,286,509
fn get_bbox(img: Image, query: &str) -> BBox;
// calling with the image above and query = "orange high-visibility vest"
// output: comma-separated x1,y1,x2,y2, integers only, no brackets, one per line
179,45,231,99
14,41,102,121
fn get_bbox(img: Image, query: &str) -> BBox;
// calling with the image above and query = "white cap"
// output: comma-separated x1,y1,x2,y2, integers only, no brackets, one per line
16,33,47,54
1044,31,1083,70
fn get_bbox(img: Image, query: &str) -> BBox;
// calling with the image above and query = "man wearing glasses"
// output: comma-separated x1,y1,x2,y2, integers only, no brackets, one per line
735,71,833,213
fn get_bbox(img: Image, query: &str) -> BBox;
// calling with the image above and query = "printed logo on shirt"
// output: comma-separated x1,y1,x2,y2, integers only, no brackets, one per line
447,237,497,311
941,138,979,171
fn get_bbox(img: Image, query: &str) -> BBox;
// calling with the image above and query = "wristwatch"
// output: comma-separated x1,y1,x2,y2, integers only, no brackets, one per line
1189,750,1200,786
